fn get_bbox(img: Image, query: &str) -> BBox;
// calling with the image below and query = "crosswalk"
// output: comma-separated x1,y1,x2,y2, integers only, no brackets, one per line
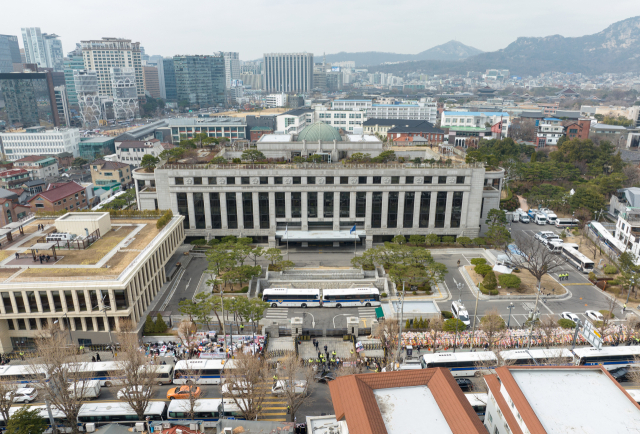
358,307,377,318
256,378,288,422
264,308,289,320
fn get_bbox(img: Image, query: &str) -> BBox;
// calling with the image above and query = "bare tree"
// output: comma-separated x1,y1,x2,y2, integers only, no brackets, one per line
221,351,268,420
177,320,199,359
506,232,566,348
428,317,444,353
375,320,400,367
0,381,18,422
479,310,506,351
111,320,158,420
538,317,558,349
27,325,92,434
275,354,314,419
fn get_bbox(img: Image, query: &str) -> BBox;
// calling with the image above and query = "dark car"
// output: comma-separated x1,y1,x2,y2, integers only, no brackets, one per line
456,378,473,391
609,367,629,382
314,371,336,383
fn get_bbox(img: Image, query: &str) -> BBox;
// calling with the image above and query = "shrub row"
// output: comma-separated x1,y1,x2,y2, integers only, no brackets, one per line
156,210,174,229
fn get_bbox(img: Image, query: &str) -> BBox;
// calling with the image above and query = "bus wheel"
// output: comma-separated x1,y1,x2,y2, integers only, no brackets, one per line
301,303,307,308
336,304,342,308
272,303,278,308
105,381,112,387
158,381,164,386
365,303,371,307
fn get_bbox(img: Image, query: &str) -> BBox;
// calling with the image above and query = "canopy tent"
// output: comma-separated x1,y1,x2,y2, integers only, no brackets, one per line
29,242,58,261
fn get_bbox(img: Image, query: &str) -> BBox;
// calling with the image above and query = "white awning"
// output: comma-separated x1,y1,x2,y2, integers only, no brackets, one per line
30,242,57,250
275,230,365,242
2,222,24,230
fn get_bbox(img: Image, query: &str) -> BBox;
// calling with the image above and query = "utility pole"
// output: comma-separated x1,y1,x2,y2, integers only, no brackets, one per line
395,281,406,367
527,280,542,349
470,282,480,349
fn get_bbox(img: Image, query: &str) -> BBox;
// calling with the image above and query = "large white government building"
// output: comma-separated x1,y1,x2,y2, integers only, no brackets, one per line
134,122,503,248
0,126,80,161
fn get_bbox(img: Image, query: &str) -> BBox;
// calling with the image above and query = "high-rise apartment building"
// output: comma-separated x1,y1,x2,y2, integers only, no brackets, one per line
63,56,84,107
81,38,143,97
0,35,21,73
143,66,161,98
263,53,313,93
161,57,176,101
110,67,139,120
0,72,59,127
173,55,225,107
219,52,240,89
74,70,103,127
21,28,64,72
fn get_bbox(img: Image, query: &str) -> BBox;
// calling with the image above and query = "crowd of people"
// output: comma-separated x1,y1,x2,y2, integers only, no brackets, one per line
142,333,266,362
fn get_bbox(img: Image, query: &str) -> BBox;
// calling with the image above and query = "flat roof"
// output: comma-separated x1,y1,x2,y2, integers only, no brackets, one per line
510,369,640,434
345,134,380,142
443,111,510,117
56,212,109,221
258,134,292,142
374,386,453,434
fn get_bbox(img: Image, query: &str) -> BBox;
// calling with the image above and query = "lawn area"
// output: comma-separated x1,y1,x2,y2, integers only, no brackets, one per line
465,265,566,296
54,225,136,265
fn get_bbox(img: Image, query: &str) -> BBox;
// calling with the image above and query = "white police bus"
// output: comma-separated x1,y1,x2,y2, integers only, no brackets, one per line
572,346,640,370
420,352,498,377
261,288,321,308
173,359,225,385
561,244,595,273
499,349,574,366
167,399,245,427
322,288,381,308
77,401,167,426
555,218,579,228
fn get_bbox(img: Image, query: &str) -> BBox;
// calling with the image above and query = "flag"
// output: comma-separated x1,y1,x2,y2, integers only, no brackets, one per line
350,224,356,234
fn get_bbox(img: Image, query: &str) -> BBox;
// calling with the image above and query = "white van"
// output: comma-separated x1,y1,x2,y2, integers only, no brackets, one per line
68,380,101,400
451,301,471,328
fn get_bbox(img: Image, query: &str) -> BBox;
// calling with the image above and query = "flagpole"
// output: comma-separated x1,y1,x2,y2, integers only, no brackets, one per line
354,226,357,257
286,225,289,261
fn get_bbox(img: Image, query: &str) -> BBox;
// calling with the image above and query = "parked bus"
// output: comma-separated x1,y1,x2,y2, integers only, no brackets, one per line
555,218,579,228
322,288,381,308
173,359,225,385
572,347,640,370
465,393,488,422
0,364,46,386
9,405,71,433
261,288,321,308
78,401,167,426
167,399,245,427
561,244,595,273
420,352,497,377
499,349,574,366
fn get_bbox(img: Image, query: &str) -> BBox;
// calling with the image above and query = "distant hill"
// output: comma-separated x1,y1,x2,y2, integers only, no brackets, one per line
317,41,482,66
370,16,640,76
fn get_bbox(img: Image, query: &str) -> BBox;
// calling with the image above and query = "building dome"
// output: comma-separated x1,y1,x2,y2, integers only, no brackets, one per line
297,122,342,142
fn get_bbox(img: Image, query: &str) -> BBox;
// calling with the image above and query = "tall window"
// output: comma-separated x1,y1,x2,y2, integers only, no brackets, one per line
275,192,286,218
308,192,318,218
435,192,447,228
226,193,238,229
387,192,399,228
419,192,431,228
324,192,334,218
403,192,415,228
176,193,189,229
193,193,205,229
210,193,222,229
450,192,463,228
259,193,269,229
242,193,254,229
356,192,366,218
372,192,383,228
340,192,350,218
291,193,301,218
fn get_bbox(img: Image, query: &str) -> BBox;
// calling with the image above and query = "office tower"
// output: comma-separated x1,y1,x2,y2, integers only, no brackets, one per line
54,85,71,127
156,58,167,99
263,53,313,93
81,38,143,97
161,57,176,101
21,28,64,72
241,61,261,75
110,67,139,120
74,70,103,127
67,43,82,57
19,48,26,64
173,55,225,107
0,71,59,127
140,46,150,62
0,35,21,73
63,56,84,107
240,73,262,90
219,52,240,89
143,66,161,98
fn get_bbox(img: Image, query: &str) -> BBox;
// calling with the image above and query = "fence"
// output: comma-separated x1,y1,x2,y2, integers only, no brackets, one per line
325,328,348,337
359,328,372,336
301,328,324,337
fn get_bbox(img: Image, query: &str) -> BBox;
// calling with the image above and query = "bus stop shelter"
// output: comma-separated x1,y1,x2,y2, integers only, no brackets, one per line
29,242,58,261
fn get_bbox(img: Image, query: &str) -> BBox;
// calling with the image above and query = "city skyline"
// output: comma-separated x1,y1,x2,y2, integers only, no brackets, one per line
3,0,640,61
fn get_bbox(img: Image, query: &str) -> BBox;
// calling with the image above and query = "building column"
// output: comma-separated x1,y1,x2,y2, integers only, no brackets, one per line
444,191,453,229
381,191,389,229
236,192,244,230
285,192,292,219
253,192,260,232
350,192,356,219
333,191,340,230
317,192,324,219
204,192,212,229
269,192,276,230
459,192,469,230
429,192,437,228
301,192,308,231
187,193,196,230
397,192,405,229
365,191,373,229
220,193,228,229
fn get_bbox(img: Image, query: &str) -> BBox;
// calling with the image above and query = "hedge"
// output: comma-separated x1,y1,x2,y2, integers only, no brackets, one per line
604,265,618,275
36,208,165,218
441,311,453,319
443,318,467,332
156,210,174,229
470,258,487,266
474,264,493,276
479,283,499,296
558,319,576,329
498,274,521,289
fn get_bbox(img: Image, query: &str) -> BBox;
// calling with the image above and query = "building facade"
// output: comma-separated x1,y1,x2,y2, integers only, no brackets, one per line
143,66,161,98
167,118,246,143
535,118,564,147
265,93,287,108
161,57,176,101
220,52,240,89
0,126,80,161
332,99,372,111
173,55,225,108
116,140,164,167
316,108,365,132
54,85,71,127
0,34,21,74
275,109,314,135
263,53,313,93
79,137,116,160
0,71,59,128
74,70,103,127
90,160,132,186
240,73,262,90
21,29,64,72
110,67,140,120
565,119,591,140
63,56,84,106
0,169,30,188
81,38,144,98
13,155,59,179
27,181,88,212
368,102,438,123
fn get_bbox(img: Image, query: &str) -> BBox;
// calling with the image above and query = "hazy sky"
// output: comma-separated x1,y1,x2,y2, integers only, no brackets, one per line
5,0,640,60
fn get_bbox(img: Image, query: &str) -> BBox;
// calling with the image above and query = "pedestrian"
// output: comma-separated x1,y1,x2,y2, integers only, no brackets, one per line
324,345,327,353
19,352,24,361
92,356,96,362
14,252,18,260
623,304,627,312
96,352,101,362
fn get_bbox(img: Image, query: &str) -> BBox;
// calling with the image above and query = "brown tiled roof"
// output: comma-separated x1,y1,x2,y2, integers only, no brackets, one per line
28,181,84,204
92,159,130,170
14,155,48,163
484,374,525,434
0,169,28,178
329,368,485,434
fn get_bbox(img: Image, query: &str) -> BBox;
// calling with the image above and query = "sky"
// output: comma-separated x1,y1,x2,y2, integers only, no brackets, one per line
5,0,640,61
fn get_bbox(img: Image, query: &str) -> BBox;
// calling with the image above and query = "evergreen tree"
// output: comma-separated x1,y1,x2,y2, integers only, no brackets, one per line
143,315,154,334
6,407,47,434
483,271,498,290
154,313,168,333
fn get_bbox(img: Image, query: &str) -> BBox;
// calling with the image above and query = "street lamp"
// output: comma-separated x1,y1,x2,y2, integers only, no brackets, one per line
507,303,515,329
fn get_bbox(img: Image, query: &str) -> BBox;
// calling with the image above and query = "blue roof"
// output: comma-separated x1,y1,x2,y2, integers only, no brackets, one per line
442,111,510,117
544,118,561,121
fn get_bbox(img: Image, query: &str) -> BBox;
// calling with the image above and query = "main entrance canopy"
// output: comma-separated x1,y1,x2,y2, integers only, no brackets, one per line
275,230,365,242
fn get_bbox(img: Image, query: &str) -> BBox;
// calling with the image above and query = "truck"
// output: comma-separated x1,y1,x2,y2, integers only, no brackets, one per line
534,213,548,225
68,380,101,400
527,208,539,219
539,208,558,225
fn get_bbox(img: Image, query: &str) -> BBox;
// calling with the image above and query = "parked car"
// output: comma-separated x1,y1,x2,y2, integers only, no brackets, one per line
314,371,336,383
167,385,202,400
456,378,473,392
117,385,151,400
560,312,580,323
272,380,308,396
534,231,555,241
609,367,629,382
585,310,605,322
7,388,37,403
